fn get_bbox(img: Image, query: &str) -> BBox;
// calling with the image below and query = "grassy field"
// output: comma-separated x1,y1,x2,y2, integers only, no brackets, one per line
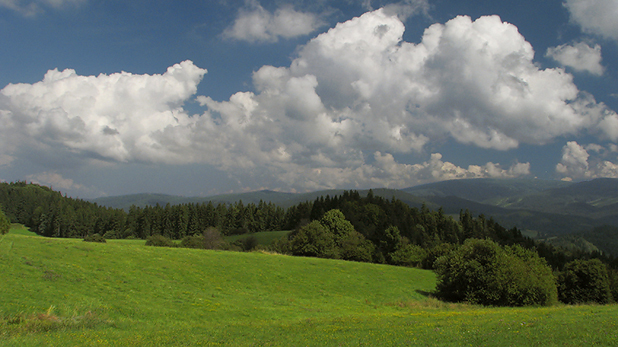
1,226,617,346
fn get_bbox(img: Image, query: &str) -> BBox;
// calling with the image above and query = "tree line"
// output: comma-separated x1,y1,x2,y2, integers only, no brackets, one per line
0,181,291,239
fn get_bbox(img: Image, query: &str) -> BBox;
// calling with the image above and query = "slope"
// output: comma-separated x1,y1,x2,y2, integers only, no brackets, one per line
2,229,617,346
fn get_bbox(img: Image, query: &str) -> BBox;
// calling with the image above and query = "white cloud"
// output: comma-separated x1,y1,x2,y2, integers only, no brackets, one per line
26,171,103,197
556,141,618,180
223,0,323,43
0,0,84,16
0,60,207,164
564,0,618,41
546,42,605,75
2,10,616,192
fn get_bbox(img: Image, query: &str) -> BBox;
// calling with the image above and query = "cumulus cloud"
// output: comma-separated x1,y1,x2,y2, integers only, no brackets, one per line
546,42,605,75
26,171,103,196
2,10,616,191
223,0,323,43
556,141,618,180
0,0,84,16
1,60,207,164
365,0,429,20
564,0,618,41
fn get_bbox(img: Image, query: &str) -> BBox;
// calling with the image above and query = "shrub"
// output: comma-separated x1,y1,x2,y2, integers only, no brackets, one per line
557,258,612,304
388,240,426,267
180,234,206,249
145,234,175,247
203,227,225,250
238,235,259,251
289,221,338,259
339,231,374,262
421,243,457,269
0,207,10,235
435,239,557,306
83,234,106,243
268,236,292,254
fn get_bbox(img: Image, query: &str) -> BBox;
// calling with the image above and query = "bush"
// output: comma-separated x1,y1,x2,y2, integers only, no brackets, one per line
180,234,206,249
0,208,10,235
289,221,338,259
268,236,292,254
557,259,612,304
421,243,457,269
238,235,259,251
388,240,426,267
145,234,175,247
83,234,106,243
435,239,557,306
203,227,225,250
339,231,374,262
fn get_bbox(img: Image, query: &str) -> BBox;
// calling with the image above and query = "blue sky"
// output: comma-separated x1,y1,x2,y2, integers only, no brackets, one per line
1,0,617,198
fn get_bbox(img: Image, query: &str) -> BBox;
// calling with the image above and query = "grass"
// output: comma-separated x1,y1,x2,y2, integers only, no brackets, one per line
7,224,37,236
1,225,617,346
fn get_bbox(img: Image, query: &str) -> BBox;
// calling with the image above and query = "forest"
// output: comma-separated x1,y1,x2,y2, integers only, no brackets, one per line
1,180,617,306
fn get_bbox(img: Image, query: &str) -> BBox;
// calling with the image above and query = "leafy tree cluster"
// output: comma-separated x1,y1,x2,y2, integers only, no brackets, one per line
434,239,557,306
280,190,532,266
279,190,618,305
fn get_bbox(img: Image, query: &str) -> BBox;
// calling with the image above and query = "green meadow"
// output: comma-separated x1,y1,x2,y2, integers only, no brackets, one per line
1,226,617,346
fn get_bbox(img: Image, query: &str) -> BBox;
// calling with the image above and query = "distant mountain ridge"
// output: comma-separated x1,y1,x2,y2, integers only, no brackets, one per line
92,178,618,242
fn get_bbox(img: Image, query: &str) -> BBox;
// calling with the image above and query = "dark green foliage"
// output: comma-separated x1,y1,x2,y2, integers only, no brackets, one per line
83,233,106,243
435,239,557,306
388,241,427,267
0,207,10,235
338,231,374,262
609,268,618,303
289,221,338,259
0,182,289,240
180,235,206,249
319,209,354,245
145,234,175,247
557,259,612,304
238,235,259,251
421,243,457,269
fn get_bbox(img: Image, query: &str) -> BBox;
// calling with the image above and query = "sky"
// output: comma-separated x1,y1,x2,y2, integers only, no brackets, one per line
1,0,618,198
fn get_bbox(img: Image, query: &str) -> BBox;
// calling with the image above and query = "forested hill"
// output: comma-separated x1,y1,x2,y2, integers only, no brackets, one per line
1,181,538,260
3,180,618,272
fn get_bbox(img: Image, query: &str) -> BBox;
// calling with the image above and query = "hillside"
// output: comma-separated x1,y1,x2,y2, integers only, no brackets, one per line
402,178,572,204
496,178,618,218
2,230,617,346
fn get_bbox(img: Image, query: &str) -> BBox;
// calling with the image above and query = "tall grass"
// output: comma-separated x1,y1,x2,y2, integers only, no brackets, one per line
1,226,617,346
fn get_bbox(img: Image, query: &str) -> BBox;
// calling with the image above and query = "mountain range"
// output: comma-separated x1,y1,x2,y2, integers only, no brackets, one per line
92,178,618,254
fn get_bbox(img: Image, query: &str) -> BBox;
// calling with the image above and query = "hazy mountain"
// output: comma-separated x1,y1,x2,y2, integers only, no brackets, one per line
402,178,572,204
92,178,618,240
495,178,618,219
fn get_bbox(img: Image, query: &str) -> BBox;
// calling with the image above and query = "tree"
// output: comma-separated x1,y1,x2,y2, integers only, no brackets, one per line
435,239,557,306
319,209,354,246
289,221,338,259
338,231,374,262
557,259,612,304
0,207,10,235
203,227,225,250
